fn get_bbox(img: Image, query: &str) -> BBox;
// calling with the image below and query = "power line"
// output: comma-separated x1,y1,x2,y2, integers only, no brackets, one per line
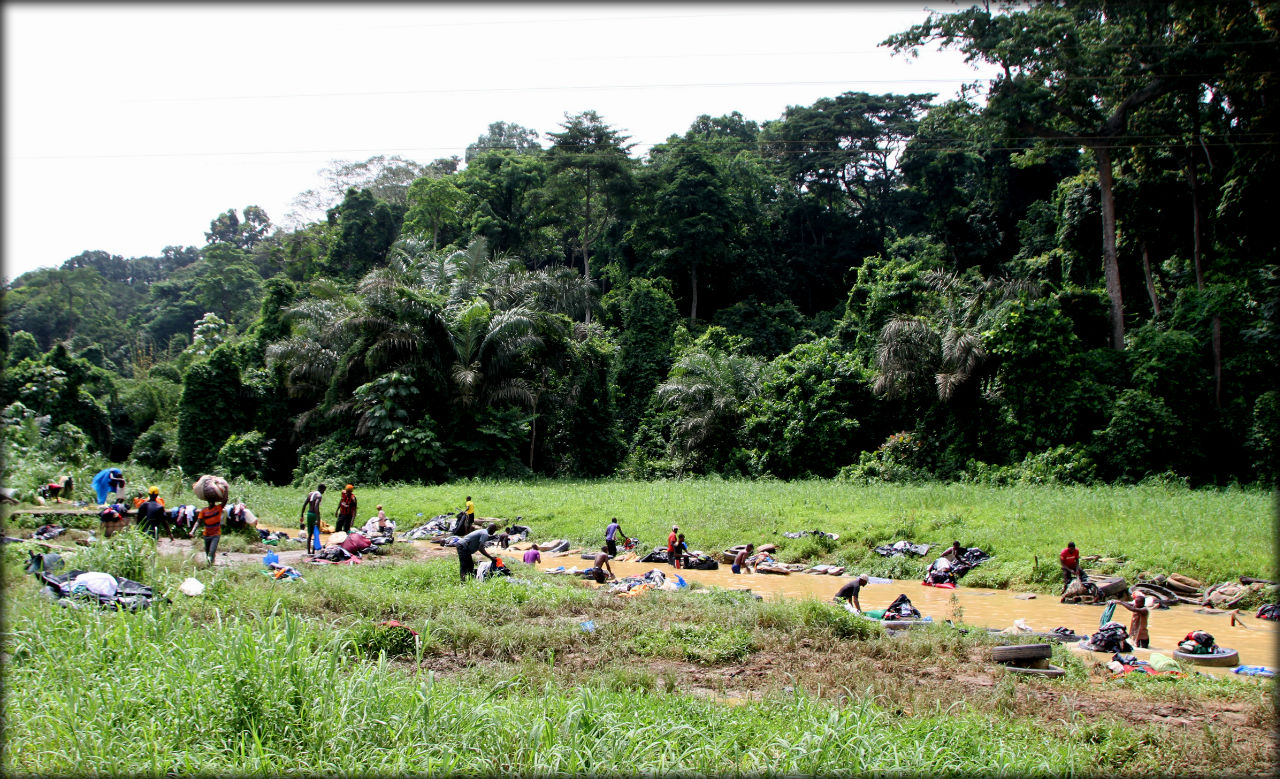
16,135,1277,163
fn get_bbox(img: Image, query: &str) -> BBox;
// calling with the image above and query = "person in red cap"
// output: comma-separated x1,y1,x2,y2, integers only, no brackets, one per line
335,484,357,534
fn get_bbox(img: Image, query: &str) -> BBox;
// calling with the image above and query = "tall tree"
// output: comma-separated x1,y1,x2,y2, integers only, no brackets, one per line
543,111,635,301
465,121,542,163
887,1,1234,349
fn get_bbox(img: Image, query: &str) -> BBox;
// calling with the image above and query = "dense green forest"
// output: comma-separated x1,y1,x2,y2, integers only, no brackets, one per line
3,2,1276,489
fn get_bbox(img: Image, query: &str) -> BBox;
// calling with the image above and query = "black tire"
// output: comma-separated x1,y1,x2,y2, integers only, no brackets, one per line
1173,648,1239,667
991,643,1054,661
1003,663,1066,678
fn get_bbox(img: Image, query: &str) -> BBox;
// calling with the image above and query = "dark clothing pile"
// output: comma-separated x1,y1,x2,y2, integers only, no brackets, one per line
1256,604,1280,621
32,525,65,541
874,541,932,558
639,548,671,564
259,530,294,544
1082,621,1132,653
883,594,922,620
925,566,957,585
683,552,719,570
310,547,357,563
401,514,454,541
34,568,156,611
784,529,837,540
1177,630,1217,654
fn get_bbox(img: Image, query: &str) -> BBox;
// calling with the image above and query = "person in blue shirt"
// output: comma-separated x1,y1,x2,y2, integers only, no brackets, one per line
604,517,627,557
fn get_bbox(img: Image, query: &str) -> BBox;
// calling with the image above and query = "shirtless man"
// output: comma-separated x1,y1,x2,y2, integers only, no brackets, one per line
1110,593,1151,648
732,543,754,574
584,545,616,583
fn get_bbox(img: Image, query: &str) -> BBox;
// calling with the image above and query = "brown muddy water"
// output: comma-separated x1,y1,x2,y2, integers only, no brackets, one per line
257,526,1277,673
601,559,1279,673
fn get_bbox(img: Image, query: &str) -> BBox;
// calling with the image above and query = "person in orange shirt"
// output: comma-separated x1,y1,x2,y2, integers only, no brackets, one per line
1060,541,1082,594
198,497,225,565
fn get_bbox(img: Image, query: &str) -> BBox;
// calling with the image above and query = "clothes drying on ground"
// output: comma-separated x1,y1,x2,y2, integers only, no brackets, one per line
874,540,932,558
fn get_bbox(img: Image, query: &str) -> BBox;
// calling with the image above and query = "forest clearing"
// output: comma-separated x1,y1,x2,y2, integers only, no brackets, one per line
4,1,1278,775
2,478,1276,775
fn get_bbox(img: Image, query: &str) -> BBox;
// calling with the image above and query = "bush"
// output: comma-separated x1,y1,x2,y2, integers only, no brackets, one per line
216,431,272,481
130,423,179,471
963,445,1095,485
839,433,932,483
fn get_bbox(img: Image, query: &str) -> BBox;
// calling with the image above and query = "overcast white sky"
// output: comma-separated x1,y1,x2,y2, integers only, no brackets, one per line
3,2,996,280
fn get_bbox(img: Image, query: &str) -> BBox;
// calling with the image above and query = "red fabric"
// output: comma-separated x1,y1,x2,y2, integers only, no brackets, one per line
1060,548,1079,568
340,532,372,553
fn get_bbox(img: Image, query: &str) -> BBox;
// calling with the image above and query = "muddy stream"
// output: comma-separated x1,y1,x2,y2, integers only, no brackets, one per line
600,559,1279,673
255,524,1278,673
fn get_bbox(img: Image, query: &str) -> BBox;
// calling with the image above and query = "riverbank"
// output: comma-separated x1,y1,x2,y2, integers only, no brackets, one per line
2,528,1275,776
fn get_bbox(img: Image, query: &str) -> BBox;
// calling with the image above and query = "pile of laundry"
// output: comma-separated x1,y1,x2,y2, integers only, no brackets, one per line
1106,652,1184,678
880,593,922,620
33,567,157,611
474,558,512,581
258,529,296,546
606,568,684,597
32,524,65,541
874,540,932,558
1177,630,1219,655
1256,603,1280,621
783,529,839,540
266,562,303,580
308,530,375,565
924,546,992,586
1080,621,1133,653
400,514,456,541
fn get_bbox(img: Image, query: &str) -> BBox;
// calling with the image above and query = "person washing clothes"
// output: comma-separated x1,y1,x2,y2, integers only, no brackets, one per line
667,525,680,568
834,574,871,613
1110,593,1151,648
91,467,125,505
362,506,395,537
139,487,172,540
732,544,755,574
455,523,498,583
1060,541,1083,594
604,517,627,557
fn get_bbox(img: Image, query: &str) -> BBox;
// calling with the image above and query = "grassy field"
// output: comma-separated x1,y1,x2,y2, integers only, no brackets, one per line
201,478,1278,591
2,534,1275,776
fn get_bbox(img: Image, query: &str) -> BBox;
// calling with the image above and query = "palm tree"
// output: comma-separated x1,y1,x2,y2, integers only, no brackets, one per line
873,271,1041,403
657,341,764,471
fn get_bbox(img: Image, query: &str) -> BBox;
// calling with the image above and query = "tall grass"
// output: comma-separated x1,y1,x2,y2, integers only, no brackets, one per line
236,478,1274,587
0,593,1157,776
